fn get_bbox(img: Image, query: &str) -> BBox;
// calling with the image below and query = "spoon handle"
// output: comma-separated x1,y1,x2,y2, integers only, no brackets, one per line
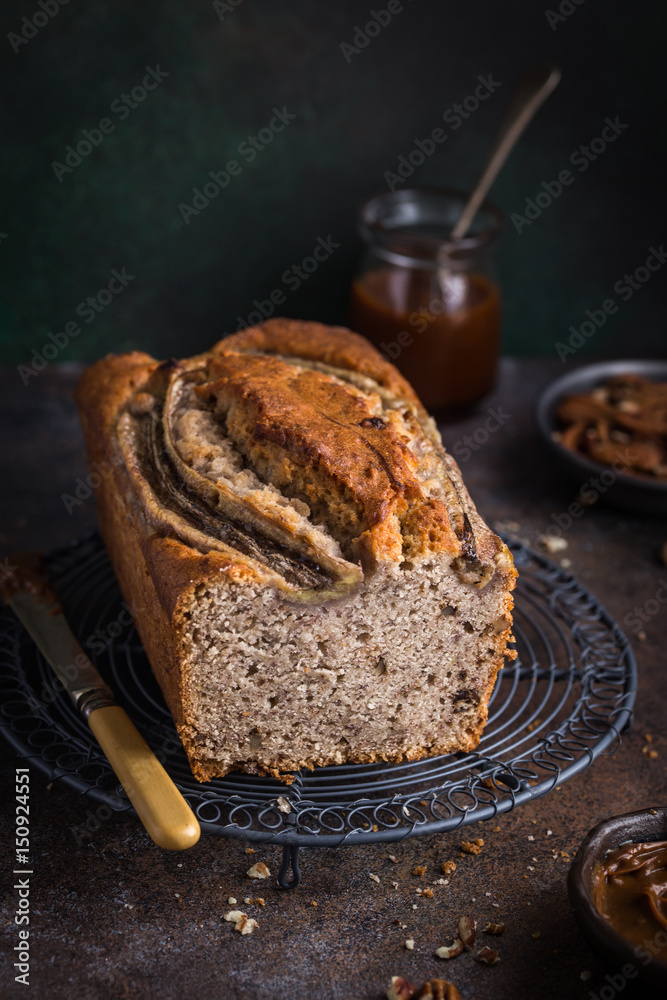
451,62,561,241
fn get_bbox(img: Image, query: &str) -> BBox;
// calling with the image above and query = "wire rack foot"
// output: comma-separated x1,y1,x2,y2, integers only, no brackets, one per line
278,845,302,890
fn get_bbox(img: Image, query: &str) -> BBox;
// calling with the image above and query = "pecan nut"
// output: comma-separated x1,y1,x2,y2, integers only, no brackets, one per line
434,938,464,960
415,980,461,1000
483,921,505,936
386,975,417,1000
476,945,501,965
458,914,476,948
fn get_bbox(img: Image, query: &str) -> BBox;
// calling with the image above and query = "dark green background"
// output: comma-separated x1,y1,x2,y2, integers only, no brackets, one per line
2,0,666,365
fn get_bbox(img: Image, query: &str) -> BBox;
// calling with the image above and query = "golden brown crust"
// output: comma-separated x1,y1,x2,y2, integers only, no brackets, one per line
215,317,423,409
76,325,509,580
75,351,156,428
197,350,461,563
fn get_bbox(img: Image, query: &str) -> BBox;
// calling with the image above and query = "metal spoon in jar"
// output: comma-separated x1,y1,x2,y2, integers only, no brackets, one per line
451,62,561,240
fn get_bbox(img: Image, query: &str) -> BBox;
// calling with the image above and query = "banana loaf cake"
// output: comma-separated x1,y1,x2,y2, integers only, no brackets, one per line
74,318,516,781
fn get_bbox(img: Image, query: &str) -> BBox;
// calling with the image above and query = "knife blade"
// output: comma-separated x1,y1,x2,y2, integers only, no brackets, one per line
2,552,200,852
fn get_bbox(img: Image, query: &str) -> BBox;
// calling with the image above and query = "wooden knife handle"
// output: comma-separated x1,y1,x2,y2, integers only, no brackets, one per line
88,705,201,851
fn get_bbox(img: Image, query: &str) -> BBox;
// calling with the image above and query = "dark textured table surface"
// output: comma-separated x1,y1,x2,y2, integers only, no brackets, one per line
1,359,666,1000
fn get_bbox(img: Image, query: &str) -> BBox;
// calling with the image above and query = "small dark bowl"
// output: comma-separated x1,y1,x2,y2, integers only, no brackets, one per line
536,360,667,517
568,807,667,987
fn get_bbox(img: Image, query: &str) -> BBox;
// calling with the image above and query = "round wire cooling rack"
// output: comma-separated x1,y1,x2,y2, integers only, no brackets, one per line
0,531,637,888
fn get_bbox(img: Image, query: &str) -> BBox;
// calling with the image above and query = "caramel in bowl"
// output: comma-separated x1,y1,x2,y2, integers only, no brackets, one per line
568,808,667,987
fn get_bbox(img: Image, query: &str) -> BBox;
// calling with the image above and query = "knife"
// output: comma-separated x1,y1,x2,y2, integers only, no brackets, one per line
2,552,200,851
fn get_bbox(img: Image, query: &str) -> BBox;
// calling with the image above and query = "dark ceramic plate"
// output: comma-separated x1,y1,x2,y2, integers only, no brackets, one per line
568,807,667,987
536,360,667,517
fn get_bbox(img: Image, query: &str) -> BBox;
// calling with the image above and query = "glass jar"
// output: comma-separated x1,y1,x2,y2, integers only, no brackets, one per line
349,187,503,413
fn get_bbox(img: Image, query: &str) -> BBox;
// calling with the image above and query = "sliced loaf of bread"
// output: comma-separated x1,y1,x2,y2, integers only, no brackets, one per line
74,319,516,781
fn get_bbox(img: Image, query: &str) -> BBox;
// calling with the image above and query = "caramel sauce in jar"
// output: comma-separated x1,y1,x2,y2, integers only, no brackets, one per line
350,187,503,413
350,267,501,412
